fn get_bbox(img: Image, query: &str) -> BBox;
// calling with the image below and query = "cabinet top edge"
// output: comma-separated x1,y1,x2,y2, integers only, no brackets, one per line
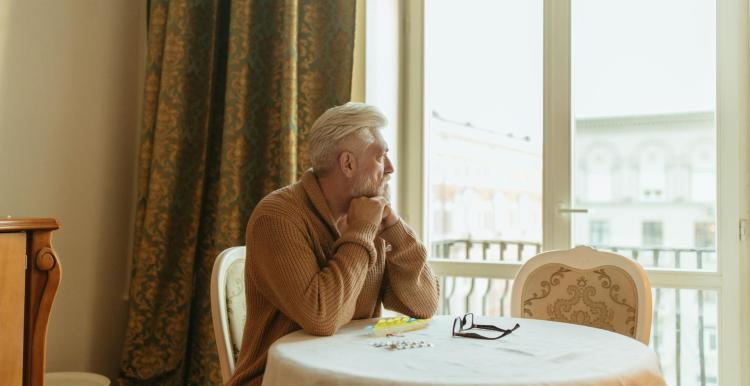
0,218,60,232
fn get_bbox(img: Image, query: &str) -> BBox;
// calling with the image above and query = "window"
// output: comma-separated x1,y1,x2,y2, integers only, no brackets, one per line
588,220,610,246
425,0,543,253
642,221,663,247
582,148,614,202
691,144,716,203
365,0,747,383
709,327,718,351
638,147,667,202
695,222,716,249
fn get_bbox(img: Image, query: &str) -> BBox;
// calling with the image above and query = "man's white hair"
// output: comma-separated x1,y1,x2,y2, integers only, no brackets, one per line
308,102,388,176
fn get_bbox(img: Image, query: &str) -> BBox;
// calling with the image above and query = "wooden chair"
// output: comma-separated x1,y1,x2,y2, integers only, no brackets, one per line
511,246,652,344
210,246,246,383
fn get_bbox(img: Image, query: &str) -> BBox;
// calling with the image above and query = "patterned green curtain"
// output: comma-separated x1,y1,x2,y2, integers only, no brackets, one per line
118,1,355,385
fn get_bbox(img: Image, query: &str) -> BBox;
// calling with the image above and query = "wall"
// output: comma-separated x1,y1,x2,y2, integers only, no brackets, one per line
0,0,145,380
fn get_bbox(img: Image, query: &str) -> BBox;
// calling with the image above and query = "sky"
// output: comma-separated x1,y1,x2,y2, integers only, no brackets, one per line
425,0,716,137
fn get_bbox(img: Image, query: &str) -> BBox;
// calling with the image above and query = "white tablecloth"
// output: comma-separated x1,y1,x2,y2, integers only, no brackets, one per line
263,315,666,386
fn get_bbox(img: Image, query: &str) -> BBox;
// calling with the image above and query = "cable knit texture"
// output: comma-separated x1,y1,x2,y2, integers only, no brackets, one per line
226,170,439,386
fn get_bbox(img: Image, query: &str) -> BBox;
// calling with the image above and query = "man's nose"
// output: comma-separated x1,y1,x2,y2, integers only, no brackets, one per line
384,155,394,174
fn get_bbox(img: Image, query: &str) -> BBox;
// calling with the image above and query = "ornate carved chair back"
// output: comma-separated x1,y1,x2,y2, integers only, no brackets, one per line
210,246,247,383
511,246,652,344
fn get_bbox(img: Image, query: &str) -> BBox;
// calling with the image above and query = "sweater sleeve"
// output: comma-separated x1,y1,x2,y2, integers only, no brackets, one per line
378,219,439,318
247,214,380,336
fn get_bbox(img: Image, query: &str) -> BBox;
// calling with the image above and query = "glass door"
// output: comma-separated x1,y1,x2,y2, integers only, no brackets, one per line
410,0,745,385
568,1,743,385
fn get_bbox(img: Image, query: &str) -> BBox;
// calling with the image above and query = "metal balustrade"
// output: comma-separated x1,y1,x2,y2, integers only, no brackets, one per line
430,239,718,386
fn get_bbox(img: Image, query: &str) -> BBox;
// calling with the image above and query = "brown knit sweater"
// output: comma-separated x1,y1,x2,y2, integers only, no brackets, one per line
226,170,439,386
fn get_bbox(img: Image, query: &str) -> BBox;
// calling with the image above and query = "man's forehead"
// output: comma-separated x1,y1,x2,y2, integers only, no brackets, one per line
370,130,388,151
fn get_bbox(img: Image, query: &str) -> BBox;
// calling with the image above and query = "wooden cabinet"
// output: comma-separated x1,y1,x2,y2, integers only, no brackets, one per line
1,232,26,385
0,218,61,386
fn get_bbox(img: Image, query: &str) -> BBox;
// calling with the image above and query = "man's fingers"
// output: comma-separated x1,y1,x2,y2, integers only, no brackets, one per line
348,196,389,226
370,196,388,206
382,205,391,219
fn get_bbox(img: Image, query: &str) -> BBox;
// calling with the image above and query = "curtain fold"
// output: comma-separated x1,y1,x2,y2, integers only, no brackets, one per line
119,1,355,385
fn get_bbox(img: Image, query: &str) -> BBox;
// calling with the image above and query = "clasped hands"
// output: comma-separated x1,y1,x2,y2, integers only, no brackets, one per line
337,196,399,234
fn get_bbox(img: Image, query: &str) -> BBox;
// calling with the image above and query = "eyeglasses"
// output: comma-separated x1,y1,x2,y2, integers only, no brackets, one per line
452,313,520,340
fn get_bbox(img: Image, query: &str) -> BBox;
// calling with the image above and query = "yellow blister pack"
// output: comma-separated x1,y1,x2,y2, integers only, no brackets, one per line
365,316,430,336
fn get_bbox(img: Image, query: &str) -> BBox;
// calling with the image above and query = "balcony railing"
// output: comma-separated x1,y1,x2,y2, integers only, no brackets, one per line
430,239,717,386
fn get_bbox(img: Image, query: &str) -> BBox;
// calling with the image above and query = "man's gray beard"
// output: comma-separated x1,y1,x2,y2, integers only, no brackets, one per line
353,176,390,200
382,182,391,202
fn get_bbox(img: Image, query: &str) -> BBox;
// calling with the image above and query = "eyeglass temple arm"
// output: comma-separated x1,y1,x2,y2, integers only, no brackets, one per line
455,330,510,340
473,322,520,332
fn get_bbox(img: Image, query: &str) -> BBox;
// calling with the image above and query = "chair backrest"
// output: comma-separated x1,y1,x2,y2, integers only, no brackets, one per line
511,246,652,344
210,246,247,383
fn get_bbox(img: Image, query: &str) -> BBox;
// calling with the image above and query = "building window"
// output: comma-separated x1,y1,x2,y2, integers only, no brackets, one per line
690,144,715,202
709,329,717,351
694,222,716,249
589,220,611,246
691,171,715,202
642,221,663,246
585,149,614,202
639,148,667,202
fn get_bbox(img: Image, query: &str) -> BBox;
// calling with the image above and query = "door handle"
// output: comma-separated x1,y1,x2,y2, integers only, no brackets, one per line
557,202,589,215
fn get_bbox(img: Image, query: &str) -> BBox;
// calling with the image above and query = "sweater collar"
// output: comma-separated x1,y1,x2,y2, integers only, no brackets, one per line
300,169,339,235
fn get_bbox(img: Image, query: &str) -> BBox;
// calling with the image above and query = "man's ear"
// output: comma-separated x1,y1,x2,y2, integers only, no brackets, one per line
338,151,357,178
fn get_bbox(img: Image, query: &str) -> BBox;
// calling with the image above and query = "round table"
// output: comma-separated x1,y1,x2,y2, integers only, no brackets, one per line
262,315,666,386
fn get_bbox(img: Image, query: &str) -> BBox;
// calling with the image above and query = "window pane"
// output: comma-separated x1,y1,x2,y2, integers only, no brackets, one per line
425,0,543,260
437,276,515,317
694,222,716,249
642,221,664,247
589,220,610,245
571,0,717,272
652,288,719,386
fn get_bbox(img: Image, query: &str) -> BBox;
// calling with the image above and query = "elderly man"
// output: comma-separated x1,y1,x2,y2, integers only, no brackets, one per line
227,102,440,386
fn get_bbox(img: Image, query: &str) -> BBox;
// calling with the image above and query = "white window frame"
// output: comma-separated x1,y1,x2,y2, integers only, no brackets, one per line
363,0,750,384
